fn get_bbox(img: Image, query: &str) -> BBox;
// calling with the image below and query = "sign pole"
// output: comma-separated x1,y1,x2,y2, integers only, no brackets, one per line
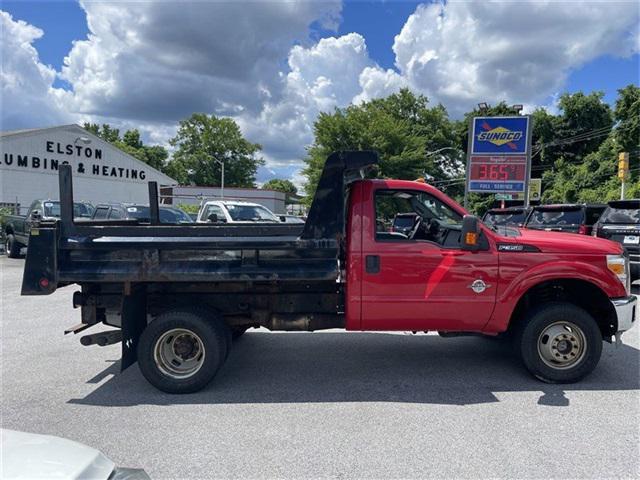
524,114,533,208
464,117,474,211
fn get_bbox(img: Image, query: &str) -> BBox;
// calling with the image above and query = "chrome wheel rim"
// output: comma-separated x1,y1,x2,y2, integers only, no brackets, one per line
154,328,205,379
537,321,587,370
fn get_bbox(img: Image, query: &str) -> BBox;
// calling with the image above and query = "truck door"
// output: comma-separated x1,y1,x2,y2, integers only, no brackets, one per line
360,186,498,331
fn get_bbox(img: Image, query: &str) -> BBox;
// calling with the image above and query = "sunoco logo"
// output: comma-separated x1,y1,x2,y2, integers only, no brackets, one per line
477,121,523,149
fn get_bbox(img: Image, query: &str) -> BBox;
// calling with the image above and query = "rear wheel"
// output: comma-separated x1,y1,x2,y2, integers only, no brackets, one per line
137,309,229,393
6,234,21,258
516,303,602,383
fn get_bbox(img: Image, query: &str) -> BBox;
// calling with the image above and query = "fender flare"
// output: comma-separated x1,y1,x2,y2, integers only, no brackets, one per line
484,260,622,333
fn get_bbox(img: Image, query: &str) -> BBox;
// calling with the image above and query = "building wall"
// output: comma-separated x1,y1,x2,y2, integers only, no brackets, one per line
162,185,286,214
0,125,176,213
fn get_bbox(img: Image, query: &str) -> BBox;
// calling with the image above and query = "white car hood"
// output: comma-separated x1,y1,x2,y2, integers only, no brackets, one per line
1,429,115,480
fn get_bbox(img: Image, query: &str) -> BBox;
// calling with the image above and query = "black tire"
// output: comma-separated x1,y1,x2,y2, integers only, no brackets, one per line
516,302,602,383
231,327,248,340
137,308,229,394
6,234,21,258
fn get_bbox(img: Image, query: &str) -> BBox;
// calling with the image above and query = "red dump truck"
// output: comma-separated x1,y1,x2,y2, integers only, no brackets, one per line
22,151,636,393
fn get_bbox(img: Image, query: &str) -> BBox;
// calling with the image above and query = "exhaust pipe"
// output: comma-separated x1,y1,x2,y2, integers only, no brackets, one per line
80,331,122,347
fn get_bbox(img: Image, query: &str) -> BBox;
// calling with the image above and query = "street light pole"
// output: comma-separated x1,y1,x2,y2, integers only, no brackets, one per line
213,157,225,199
221,161,225,199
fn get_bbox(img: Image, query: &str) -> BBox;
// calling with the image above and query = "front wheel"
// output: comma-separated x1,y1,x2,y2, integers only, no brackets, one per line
137,309,229,393
517,303,602,383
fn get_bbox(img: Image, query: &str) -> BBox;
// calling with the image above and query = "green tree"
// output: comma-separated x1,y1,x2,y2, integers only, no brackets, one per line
122,129,143,149
614,84,640,153
303,89,460,203
82,123,170,173
168,114,263,187
549,91,613,162
262,179,297,195
541,88,639,202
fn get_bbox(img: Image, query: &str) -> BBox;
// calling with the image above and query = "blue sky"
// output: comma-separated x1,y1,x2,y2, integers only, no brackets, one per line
4,0,637,104
1,1,638,184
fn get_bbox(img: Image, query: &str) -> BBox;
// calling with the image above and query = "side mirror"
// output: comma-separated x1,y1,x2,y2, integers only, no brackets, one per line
31,210,41,221
279,215,287,222
461,214,481,251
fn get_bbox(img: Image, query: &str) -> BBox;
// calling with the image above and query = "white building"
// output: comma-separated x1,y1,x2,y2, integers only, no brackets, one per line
160,185,286,214
0,124,176,213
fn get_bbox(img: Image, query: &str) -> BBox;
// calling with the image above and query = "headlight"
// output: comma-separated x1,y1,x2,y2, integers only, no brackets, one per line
607,254,630,295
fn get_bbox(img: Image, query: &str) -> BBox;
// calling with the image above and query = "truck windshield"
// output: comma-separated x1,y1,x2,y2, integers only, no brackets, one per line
599,207,640,224
527,208,584,226
225,204,278,222
124,206,193,223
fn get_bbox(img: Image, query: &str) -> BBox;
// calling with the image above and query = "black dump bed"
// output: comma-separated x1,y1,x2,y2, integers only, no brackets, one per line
22,151,378,295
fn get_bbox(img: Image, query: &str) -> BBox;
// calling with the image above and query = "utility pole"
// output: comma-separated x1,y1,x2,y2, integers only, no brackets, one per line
618,152,629,200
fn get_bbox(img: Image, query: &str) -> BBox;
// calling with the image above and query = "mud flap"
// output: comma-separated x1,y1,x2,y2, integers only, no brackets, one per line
121,285,147,371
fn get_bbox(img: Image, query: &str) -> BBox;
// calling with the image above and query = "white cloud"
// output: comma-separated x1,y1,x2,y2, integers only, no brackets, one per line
353,66,408,105
0,11,70,129
2,1,639,184
238,33,384,164
392,1,640,115
56,1,341,122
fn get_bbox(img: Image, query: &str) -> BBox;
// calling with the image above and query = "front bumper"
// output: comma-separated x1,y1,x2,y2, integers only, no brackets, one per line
612,295,637,332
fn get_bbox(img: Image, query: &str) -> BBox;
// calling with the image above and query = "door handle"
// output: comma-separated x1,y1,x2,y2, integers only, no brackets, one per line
365,255,380,274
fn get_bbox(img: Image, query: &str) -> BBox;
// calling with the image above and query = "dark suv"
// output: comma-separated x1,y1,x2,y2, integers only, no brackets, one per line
482,206,530,228
593,199,639,280
92,203,193,224
524,204,606,235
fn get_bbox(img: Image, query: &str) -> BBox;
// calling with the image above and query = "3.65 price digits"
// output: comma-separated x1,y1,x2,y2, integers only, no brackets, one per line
476,164,521,181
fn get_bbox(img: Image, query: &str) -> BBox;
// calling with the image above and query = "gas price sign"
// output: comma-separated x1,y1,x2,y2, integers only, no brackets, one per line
466,116,531,194
468,155,527,192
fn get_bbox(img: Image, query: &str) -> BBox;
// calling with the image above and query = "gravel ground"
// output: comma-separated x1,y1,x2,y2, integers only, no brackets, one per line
1,256,639,479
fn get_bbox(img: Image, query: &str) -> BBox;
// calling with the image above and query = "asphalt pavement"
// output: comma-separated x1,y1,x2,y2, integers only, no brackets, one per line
1,256,639,479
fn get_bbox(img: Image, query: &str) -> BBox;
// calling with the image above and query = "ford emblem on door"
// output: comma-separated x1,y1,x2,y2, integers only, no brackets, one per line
468,279,490,293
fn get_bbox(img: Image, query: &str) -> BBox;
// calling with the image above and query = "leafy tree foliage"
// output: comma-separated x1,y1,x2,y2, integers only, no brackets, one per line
262,179,297,195
83,123,169,173
168,114,263,187
540,87,639,202
303,89,460,203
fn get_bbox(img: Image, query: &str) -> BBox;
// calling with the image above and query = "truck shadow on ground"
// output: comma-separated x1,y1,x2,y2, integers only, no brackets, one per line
69,331,640,408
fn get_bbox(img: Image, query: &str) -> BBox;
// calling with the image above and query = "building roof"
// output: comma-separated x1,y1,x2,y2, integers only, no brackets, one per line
0,124,80,138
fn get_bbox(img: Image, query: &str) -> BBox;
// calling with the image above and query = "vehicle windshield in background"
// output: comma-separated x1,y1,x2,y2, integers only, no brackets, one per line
226,204,278,222
600,207,640,224
43,202,94,219
527,208,584,226
484,211,527,226
125,206,193,223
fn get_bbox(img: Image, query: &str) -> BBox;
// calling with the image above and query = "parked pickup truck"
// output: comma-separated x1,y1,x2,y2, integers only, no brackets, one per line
21,152,636,393
3,199,93,258
197,200,280,224
593,199,640,281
